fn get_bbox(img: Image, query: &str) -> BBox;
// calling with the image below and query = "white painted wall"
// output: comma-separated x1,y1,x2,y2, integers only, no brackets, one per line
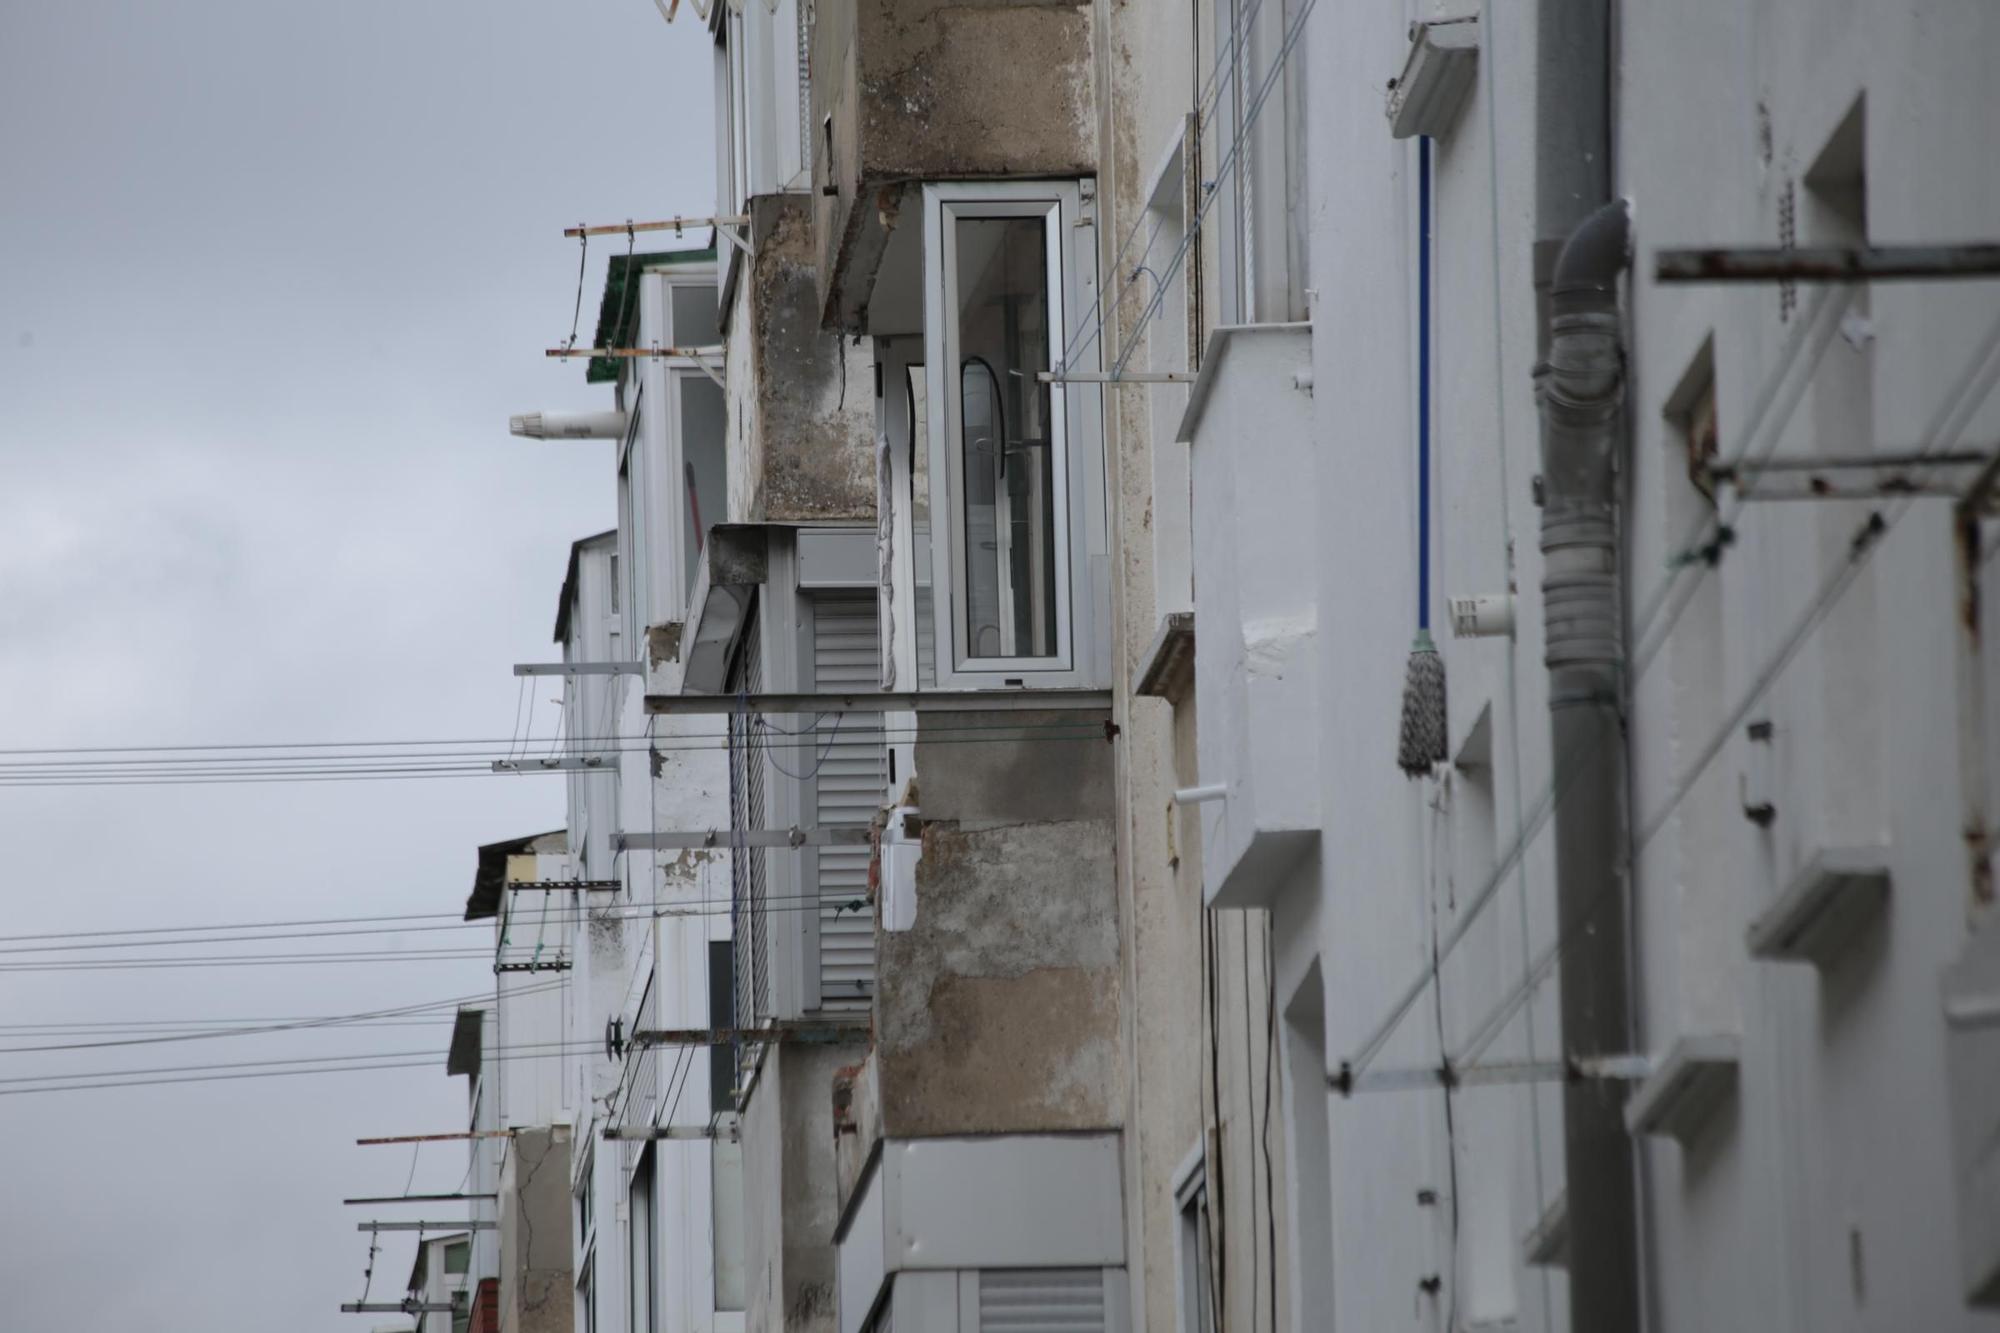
1168,0,2000,1330
553,269,743,1333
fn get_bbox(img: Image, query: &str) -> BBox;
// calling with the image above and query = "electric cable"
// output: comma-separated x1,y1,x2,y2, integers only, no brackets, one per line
0,980,567,1054
1343,298,2000,1086
1432,307,2000,1080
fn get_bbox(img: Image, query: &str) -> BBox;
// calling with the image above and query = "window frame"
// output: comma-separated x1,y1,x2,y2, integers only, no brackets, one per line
919,179,1105,690
628,1146,657,1333
1171,1145,1216,1333
1215,0,1309,325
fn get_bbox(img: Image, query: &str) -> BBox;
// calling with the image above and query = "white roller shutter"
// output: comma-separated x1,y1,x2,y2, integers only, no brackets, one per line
978,1269,1107,1333
806,592,885,1012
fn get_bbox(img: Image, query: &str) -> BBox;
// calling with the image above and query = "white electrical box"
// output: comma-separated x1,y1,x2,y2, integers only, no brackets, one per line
881,807,921,932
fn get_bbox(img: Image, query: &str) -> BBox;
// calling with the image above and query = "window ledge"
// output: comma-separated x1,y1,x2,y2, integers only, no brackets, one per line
1133,611,1196,703
1746,845,1891,968
1624,1034,1741,1145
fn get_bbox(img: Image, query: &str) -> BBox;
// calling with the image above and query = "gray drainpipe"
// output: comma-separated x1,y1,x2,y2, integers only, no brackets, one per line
1535,1,1641,1328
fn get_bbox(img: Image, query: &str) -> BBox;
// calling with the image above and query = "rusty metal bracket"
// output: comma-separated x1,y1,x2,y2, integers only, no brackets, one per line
1656,244,2000,284
1329,1053,1651,1096
615,827,871,851
627,1023,865,1049
563,215,749,239
1710,447,2000,507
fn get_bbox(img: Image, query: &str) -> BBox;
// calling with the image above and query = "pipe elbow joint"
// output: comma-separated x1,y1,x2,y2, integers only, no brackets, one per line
1551,198,1631,311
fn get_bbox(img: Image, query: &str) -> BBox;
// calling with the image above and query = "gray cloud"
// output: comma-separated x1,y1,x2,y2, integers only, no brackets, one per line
0,2,712,1326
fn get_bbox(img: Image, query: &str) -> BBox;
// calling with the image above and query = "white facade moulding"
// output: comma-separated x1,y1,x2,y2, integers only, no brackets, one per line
1385,15,1479,139
1177,323,1320,910
834,1133,1126,1333
1622,1034,1742,1146
1745,845,1892,967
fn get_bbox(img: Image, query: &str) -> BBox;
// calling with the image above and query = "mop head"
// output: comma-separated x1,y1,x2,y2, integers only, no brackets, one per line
1397,629,1448,777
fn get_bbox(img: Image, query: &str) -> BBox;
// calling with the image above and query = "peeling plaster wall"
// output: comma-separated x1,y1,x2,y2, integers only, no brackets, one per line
725,196,877,521
749,196,877,522
499,1126,574,1333
1085,0,1294,1314
742,1042,867,1333
810,0,1096,324
871,713,1123,1136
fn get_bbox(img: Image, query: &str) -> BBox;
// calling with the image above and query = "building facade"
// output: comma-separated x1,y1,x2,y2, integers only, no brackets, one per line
361,0,2000,1330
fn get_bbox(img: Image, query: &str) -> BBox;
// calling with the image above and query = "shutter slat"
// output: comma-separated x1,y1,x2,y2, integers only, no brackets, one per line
808,591,883,1013
978,1270,1107,1333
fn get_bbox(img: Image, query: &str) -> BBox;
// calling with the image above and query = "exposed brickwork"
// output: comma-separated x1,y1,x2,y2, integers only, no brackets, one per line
467,1278,499,1333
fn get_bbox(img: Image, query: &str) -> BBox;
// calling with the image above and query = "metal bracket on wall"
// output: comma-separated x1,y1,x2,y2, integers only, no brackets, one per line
627,1023,865,1049
506,879,621,891
494,959,571,974
1328,1053,1653,1096
354,1221,496,1232
562,214,749,239
544,344,726,388
513,661,645,676
1036,370,1196,384
1710,448,2000,506
603,1122,741,1142
491,756,611,772
1655,244,2000,283
356,1130,516,1146
644,688,1112,716
615,826,872,852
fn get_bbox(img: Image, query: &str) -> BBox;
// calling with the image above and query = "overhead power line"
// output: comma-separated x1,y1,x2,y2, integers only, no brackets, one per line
0,888,862,954
0,1038,616,1100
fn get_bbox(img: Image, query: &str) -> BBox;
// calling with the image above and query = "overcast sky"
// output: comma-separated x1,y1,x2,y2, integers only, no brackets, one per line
0,4,711,1325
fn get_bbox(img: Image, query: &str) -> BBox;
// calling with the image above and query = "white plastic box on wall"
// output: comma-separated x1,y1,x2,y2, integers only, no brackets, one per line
1176,323,1319,909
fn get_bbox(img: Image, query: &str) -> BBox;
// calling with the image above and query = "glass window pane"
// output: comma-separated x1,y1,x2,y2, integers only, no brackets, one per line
907,365,936,687
679,375,728,599
445,1240,469,1274
670,284,721,349
954,215,1060,662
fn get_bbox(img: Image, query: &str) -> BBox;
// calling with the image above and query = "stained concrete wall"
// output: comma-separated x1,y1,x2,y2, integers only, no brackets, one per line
741,1041,868,1333
808,0,1096,325
1083,0,1297,1313
870,712,1123,1137
739,195,876,523
499,1126,574,1333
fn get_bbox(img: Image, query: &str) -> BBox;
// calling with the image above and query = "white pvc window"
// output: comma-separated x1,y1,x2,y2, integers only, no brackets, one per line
921,181,1104,688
